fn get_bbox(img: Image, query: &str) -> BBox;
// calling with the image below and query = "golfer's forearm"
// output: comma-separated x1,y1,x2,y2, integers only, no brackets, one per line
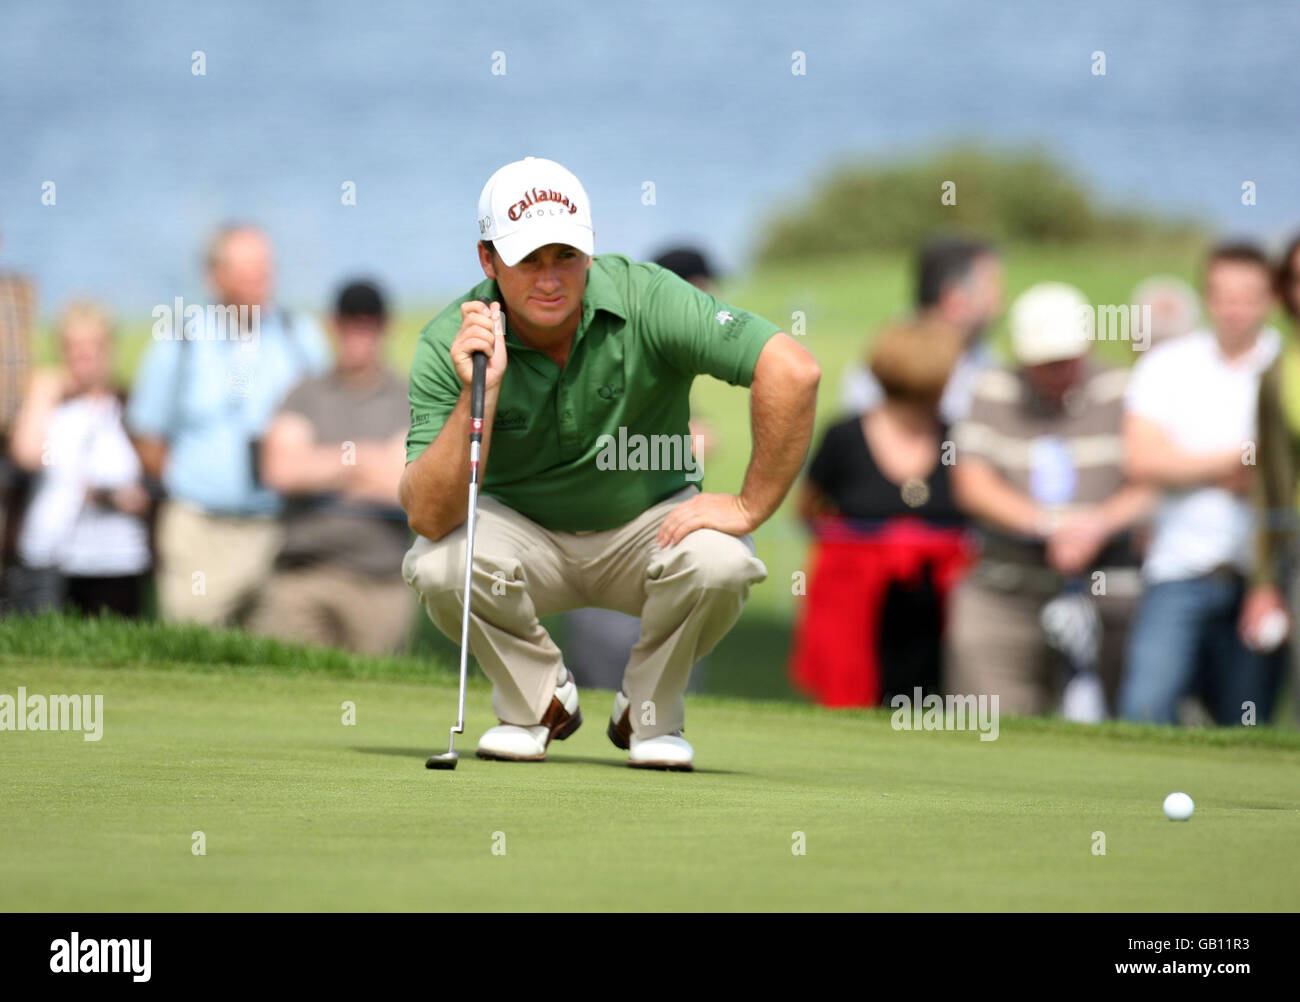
400,388,498,539
401,435,470,540
739,341,820,524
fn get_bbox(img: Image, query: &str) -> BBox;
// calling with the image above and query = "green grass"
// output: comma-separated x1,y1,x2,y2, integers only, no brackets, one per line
2,621,1298,911
0,610,454,683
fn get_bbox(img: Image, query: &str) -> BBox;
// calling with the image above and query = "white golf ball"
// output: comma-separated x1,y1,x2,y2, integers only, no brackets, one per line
1163,792,1194,821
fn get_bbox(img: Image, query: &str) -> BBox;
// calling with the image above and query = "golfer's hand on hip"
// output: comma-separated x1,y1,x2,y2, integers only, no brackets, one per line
452,300,507,390
656,492,759,548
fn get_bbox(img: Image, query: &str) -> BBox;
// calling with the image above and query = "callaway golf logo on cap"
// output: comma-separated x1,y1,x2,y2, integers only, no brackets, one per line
478,156,595,267
506,188,579,221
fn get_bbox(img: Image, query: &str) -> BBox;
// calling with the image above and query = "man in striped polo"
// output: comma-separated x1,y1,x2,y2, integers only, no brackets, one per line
947,283,1154,716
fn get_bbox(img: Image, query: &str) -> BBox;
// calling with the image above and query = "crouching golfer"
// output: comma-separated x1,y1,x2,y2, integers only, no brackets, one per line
400,157,820,770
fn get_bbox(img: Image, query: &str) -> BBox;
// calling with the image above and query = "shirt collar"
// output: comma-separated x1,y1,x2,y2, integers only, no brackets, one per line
579,257,628,325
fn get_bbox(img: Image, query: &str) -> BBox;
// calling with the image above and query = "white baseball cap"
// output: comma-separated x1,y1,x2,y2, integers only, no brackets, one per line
1010,282,1091,366
476,156,594,267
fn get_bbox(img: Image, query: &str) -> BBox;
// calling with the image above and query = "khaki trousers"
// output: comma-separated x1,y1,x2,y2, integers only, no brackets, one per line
944,577,1137,716
155,500,283,626
402,487,767,738
248,563,415,655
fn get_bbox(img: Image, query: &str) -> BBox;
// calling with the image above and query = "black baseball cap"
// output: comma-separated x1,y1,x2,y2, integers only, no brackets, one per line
335,279,388,320
653,247,715,284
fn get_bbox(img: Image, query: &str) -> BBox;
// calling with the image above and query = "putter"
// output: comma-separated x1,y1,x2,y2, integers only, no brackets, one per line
427,315,494,770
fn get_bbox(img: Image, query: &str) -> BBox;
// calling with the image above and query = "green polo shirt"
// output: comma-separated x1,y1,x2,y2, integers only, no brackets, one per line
406,253,781,532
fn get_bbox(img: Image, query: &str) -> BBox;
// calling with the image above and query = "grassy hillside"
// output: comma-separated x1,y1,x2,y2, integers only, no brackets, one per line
754,146,1202,264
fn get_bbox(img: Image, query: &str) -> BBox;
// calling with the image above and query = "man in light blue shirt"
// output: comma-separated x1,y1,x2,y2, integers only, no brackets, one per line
128,225,329,624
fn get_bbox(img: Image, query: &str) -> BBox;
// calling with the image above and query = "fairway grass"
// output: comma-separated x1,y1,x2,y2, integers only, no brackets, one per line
3,657,1298,912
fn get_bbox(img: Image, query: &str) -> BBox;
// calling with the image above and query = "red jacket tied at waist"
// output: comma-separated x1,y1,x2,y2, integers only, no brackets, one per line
790,517,974,708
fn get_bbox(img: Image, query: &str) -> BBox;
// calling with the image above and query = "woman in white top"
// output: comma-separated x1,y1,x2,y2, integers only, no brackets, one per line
7,301,151,616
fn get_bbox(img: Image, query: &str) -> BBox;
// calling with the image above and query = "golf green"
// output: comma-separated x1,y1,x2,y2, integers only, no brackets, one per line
2,657,1298,911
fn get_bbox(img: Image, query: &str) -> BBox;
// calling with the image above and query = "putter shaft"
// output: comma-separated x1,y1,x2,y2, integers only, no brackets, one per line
436,310,494,764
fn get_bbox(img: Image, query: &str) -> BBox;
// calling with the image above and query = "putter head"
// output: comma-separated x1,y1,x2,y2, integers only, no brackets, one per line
426,751,459,770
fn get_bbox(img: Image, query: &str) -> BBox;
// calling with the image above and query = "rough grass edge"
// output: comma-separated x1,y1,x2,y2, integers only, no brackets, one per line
3,613,1298,752
0,611,454,683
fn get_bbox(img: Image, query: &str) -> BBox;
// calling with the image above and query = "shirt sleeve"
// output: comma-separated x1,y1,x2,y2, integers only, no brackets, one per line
126,337,184,439
951,371,1002,465
1252,356,1292,587
640,267,782,387
1123,349,1168,423
406,315,465,463
277,379,314,420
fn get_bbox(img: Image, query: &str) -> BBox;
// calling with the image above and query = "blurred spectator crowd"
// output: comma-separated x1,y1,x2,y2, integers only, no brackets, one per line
3,220,1299,728
793,233,1300,728
0,224,414,654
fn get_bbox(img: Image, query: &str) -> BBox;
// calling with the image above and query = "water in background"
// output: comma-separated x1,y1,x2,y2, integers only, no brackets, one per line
3,0,1298,316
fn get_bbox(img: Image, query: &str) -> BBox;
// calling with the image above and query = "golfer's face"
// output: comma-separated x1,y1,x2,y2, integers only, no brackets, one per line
495,243,590,329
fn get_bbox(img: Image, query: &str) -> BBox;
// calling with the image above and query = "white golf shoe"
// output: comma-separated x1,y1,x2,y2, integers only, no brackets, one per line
476,666,582,762
609,692,694,771
474,723,550,761
627,732,694,772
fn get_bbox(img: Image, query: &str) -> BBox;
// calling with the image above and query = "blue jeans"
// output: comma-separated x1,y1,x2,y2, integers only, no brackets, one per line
1120,574,1285,725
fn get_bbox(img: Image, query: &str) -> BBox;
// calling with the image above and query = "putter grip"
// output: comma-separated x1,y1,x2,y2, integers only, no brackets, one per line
470,352,487,427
